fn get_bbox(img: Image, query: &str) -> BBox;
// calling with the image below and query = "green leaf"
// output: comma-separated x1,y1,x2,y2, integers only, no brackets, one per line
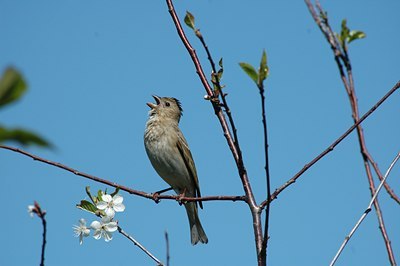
97,190,104,202
76,200,98,214
218,58,223,68
184,11,196,30
348,30,366,43
0,127,51,147
258,49,269,84
340,19,350,47
0,67,27,108
216,57,224,82
239,62,258,84
85,186,97,204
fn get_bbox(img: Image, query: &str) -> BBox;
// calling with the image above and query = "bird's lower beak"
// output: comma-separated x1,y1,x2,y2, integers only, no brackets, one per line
147,95,161,109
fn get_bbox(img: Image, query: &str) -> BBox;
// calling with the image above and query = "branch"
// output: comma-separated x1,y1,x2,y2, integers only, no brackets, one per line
305,1,397,264
118,226,164,266
165,1,264,264
165,231,170,266
258,57,272,261
29,201,47,266
305,0,399,205
195,26,241,152
0,144,246,203
330,152,400,266
260,80,400,209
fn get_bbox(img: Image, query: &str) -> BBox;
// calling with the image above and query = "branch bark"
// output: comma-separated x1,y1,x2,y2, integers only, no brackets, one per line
305,1,397,264
260,80,400,209
165,0,264,264
0,144,246,204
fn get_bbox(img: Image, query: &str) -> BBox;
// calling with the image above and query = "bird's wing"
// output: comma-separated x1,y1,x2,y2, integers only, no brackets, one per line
176,130,203,209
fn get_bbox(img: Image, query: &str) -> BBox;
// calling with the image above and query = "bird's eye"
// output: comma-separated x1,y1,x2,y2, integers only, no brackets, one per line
165,102,170,107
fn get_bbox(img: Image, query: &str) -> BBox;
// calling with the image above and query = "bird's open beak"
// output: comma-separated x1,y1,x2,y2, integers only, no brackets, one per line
147,95,161,109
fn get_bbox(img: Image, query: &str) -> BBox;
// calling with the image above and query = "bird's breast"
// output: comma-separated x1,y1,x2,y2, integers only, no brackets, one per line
144,121,190,192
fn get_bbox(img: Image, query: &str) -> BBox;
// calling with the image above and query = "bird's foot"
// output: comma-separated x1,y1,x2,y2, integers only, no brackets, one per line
151,187,173,203
177,188,187,205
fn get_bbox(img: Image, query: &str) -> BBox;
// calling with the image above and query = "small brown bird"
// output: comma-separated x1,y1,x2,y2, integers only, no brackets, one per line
144,95,208,245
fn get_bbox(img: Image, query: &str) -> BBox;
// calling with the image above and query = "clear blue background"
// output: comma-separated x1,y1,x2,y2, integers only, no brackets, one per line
1,1,399,265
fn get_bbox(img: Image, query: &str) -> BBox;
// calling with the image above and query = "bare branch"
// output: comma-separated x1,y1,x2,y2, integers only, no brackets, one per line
305,1,398,264
118,226,164,266
260,80,400,209
305,0,399,204
165,231,170,266
330,152,400,266
165,1,264,264
0,144,246,203
29,201,47,266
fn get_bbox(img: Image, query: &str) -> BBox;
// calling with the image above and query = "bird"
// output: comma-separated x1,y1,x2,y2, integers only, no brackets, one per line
144,95,208,245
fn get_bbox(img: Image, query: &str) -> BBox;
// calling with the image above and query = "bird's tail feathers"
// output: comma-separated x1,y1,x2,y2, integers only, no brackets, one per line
185,202,208,245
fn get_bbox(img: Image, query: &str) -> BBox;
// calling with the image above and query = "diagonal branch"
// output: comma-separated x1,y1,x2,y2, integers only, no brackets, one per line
260,80,400,209
305,1,397,264
305,0,400,205
0,144,246,203
118,226,164,266
330,152,400,266
195,28,241,153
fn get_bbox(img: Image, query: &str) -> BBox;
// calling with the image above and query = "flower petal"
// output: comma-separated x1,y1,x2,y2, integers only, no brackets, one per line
101,194,112,203
113,203,125,212
104,231,113,242
104,207,115,218
112,195,123,204
104,222,118,232
96,201,108,210
93,230,102,240
90,220,101,230
83,228,90,237
79,234,84,245
79,218,87,226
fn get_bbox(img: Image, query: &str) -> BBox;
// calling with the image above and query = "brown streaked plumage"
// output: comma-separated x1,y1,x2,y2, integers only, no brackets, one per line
144,95,208,245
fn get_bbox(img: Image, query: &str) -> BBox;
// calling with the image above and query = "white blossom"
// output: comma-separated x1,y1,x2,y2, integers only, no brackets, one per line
90,216,118,242
96,194,125,218
73,218,90,245
27,205,35,218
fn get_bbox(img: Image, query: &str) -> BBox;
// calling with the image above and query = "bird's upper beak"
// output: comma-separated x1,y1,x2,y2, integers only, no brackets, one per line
147,95,161,109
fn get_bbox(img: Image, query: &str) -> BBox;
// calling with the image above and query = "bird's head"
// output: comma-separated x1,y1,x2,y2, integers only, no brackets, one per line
147,95,183,122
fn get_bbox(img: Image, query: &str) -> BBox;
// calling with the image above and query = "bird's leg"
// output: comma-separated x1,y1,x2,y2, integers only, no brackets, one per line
152,187,173,203
177,188,187,206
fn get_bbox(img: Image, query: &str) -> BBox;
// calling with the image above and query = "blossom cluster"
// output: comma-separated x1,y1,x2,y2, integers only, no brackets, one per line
73,192,125,245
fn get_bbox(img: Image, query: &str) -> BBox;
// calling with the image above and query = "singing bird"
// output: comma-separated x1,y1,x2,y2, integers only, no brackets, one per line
144,95,208,245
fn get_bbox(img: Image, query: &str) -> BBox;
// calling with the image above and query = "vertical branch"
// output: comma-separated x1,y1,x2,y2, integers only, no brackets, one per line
29,201,47,266
259,79,271,261
305,1,397,264
39,207,47,266
165,231,170,266
165,1,264,265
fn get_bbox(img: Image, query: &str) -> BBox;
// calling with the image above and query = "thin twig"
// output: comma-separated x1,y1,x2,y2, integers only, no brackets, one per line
165,231,170,266
258,73,271,262
330,152,400,266
196,28,241,154
260,80,400,209
118,226,164,266
0,144,246,203
305,0,399,205
30,201,47,266
305,1,397,264
165,1,264,265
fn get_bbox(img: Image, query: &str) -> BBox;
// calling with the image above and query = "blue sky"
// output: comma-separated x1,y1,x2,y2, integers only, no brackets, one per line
1,1,399,265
